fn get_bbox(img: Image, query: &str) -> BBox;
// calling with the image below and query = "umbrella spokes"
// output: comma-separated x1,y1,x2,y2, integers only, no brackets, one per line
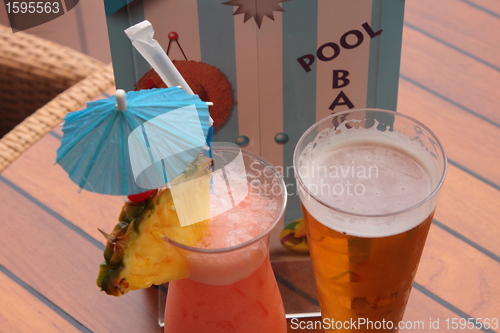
78,112,120,189
56,108,115,161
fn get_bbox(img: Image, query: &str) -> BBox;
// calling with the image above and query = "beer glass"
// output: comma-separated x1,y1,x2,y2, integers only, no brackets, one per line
293,109,447,332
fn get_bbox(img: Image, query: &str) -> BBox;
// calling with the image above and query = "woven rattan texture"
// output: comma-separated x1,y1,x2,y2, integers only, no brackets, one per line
0,24,105,137
0,64,115,172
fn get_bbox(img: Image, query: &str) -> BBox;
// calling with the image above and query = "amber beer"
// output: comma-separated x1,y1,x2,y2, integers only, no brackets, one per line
294,109,447,332
302,209,434,331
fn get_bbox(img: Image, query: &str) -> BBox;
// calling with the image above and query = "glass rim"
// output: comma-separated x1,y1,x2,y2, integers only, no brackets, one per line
164,146,287,253
293,108,448,218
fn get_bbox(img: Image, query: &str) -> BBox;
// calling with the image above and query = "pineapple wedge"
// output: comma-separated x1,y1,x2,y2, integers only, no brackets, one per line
97,155,213,296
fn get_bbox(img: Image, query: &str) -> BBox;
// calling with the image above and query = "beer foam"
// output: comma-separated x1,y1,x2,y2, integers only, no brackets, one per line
306,145,431,215
297,121,443,237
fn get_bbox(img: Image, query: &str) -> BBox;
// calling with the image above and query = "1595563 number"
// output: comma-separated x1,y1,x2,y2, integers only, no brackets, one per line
445,318,498,330
5,1,60,14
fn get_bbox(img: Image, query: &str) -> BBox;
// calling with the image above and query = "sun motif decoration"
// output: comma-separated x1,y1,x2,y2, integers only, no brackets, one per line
223,0,289,28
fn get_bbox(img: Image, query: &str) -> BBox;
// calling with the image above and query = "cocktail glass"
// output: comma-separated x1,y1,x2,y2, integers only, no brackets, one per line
293,109,447,332
163,146,288,333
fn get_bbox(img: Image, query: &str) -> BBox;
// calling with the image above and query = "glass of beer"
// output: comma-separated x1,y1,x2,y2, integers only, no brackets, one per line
293,109,447,332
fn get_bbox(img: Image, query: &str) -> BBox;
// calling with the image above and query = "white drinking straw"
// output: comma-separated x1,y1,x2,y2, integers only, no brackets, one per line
124,20,194,95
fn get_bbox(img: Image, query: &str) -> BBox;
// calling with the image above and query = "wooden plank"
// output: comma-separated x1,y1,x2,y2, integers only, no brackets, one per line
1,133,124,247
0,182,162,333
400,25,500,124
402,288,482,332
416,225,500,320
435,165,500,257
397,77,500,186
273,260,320,315
463,0,500,15
405,0,500,69
0,270,81,333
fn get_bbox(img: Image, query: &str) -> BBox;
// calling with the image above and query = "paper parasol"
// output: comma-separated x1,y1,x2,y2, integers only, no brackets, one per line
55,87,210,195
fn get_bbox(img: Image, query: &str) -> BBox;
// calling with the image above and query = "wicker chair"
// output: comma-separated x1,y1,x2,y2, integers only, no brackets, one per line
0,25,115,172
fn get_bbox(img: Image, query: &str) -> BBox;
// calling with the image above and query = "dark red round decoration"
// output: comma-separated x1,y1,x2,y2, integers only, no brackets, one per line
168,32,179,40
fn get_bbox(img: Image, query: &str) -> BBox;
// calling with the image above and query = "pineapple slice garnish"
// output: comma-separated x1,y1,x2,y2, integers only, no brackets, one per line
97,155,213,296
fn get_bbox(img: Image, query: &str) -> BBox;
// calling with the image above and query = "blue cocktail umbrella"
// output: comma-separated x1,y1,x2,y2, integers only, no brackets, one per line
56,87,210,195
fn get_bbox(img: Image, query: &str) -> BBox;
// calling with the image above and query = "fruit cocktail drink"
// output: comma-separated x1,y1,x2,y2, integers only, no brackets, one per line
294,109,447,332
163,146,288,333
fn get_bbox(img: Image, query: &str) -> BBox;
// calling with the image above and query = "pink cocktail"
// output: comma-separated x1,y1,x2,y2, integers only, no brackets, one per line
163,146,288,333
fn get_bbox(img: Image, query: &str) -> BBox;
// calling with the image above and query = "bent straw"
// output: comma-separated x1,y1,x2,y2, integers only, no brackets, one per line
125,20,194,95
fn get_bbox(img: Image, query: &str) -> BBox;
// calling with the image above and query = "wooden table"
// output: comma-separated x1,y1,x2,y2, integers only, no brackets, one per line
1,0,499,332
